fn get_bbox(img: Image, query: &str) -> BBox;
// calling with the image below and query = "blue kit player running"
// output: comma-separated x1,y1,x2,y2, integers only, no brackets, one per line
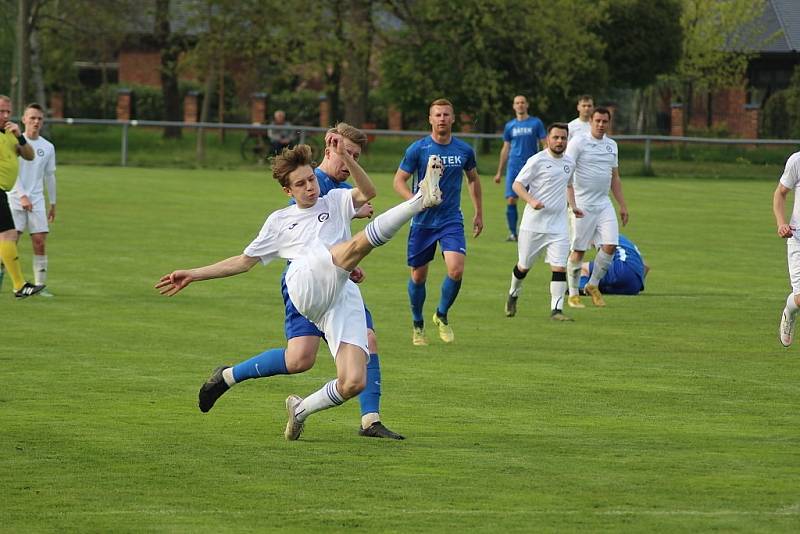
193,124,405,439
493,95,546,242
579,234,649,295
394,98,483,346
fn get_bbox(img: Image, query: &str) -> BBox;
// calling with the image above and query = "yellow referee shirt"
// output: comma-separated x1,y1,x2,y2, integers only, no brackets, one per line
0,130,19,191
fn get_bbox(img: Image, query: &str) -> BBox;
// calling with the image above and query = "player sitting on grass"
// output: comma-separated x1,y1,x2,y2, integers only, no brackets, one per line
157,138,442,440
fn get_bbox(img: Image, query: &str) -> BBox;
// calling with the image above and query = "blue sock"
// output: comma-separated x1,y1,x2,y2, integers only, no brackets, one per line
408,278,426,323
506,204,518,236
437,276,462,317
358,354,381,416
231,348,288,383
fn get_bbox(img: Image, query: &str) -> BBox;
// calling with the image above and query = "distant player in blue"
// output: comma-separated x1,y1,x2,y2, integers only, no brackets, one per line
493,95,547,242
196,123,404,440
394,98,483,346
579,234,649,295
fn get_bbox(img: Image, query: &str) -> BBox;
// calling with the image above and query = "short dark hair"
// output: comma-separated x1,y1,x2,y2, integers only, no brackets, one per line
272,144,314,188
547,122,569,135
577,94,593,103
592,107,612,120
25,103,43,112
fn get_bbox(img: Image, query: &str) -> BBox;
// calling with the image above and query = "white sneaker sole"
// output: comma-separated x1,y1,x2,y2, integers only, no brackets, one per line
780,311,794,347
284,395,304,440
420,155,443,208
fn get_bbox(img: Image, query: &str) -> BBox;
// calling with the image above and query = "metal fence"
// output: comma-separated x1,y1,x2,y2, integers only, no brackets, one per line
45,117,800,170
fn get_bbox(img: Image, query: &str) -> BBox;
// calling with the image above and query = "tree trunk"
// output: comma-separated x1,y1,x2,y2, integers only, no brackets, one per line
155,0,182,138
196,68,215,163
16,0,31,107
342,0,373,127
29,27,46,112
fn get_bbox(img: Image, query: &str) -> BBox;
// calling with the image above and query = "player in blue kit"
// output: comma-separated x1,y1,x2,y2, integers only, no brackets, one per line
394,98,483,346
579,234,649,295
493,95,547,242
195,123,404,440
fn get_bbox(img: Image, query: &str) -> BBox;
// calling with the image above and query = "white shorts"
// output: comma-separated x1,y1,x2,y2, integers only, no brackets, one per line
517,230,570,269
787,238,800,293
285,242,369,360
571,204,618,251
12,208,49,234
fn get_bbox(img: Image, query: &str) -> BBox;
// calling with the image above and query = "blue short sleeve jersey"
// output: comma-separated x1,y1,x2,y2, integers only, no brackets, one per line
503,116,546,179
399,135,477,229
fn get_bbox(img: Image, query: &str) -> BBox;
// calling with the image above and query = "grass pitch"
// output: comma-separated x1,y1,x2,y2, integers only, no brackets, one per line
2,164,799,532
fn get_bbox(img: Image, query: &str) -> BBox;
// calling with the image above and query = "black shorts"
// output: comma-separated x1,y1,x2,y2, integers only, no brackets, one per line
0,189,15,232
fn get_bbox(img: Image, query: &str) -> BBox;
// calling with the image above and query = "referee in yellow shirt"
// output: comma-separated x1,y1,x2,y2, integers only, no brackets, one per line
0,94,42,298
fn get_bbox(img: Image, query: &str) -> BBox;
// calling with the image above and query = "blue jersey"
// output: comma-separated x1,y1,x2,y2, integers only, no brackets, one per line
399,135,477,229
580,235,646,295
503,116,546,179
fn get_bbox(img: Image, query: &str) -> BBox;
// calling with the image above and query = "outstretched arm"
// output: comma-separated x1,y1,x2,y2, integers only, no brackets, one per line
156,254,259,296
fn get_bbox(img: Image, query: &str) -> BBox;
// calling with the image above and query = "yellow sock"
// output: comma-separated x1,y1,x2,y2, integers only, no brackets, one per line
0,240,25,291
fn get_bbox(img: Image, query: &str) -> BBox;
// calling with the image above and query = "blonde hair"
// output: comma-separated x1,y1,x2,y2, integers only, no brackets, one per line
272,144,314,187
327,122,368,150
430,98,454,112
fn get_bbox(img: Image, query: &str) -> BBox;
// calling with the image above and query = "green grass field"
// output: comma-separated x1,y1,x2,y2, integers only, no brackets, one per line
3,164,799,532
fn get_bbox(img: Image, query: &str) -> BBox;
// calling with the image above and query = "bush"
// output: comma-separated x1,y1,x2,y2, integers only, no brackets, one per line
760,90,792,138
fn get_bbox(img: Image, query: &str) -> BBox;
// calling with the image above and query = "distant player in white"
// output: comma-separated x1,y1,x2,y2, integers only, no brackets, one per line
567,95,593,141
8,103,56,295
564,107,629,308
772,150,800,347
505,123,581,321
157,138,442,440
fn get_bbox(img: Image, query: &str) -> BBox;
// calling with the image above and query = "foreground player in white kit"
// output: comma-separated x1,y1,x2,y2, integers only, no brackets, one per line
504,123,581,321
157,139,442,440
773,150,800,347
565,107,629,308
9,103,56,296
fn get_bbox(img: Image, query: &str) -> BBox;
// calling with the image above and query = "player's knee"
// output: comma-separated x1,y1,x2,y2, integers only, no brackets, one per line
284,350,315,373
367,330,378,353
447,266,464,280
338,375,366,399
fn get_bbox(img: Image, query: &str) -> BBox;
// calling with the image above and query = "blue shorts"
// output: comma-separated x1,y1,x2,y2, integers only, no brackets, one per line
407,222,467,268
505,163,523,199
281,272,374,340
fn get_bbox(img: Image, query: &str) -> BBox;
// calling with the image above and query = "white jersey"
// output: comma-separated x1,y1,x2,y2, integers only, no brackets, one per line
567,118,591,141
565,132,618,209
243,188,355,264
779,151,800,240
515,150,575,234
9,135,56,210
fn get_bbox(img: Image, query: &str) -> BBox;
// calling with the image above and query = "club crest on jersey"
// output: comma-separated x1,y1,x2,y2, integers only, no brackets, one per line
318,213,330,222
36,148,45,157
606,145,612,152
564,165,570,173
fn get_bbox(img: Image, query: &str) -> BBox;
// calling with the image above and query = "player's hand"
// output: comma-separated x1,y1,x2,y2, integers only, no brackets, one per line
493,173,501,184
48,205,56,222
619,206,629,226
4,121,21,137
778,224,794,238
529,199,544,210
354,202,373,219
572,207,584,218
349,266,366,283
156,270,194,296
472,214,483,237
20,195,32,211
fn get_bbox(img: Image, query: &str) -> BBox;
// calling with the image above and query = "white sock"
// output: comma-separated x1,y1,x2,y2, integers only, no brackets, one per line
33,255,47,286
567,260,581,297
365,193,424,247
509,270,524,297
786,293,799,316
361,412,380,429
550,281,567,311
588,250,614,286
295,379,344,422
222,367,236,387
